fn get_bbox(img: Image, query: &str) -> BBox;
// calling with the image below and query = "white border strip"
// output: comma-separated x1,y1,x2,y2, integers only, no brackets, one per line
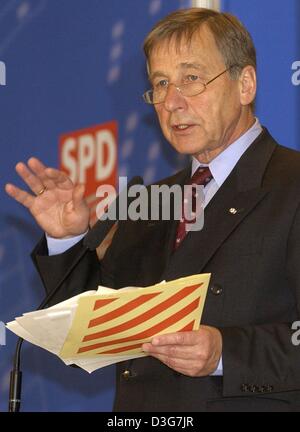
192,0,221,10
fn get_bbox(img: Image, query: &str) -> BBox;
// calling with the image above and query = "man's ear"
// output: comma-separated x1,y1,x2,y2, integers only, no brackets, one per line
239,66,257,106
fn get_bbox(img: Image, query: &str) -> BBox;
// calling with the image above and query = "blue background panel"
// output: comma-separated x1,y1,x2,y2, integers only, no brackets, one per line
222,0,299,150
0,0,191,412
0,0,299,412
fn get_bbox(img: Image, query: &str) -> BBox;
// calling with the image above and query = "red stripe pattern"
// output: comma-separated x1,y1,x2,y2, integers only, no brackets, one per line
75,283,203,356
100,321,195,354
89,292,161,328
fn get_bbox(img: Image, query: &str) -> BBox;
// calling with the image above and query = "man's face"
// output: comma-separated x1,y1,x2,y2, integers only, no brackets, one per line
148,26,254,163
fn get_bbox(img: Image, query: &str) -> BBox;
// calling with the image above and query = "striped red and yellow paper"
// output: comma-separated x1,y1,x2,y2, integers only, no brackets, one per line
60,274,210,359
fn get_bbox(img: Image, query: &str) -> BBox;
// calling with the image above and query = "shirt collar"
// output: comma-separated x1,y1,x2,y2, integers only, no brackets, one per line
192,118,263,187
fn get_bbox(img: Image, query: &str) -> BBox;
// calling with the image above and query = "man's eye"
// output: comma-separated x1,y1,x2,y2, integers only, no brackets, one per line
154,79,168,89
186,75,199,82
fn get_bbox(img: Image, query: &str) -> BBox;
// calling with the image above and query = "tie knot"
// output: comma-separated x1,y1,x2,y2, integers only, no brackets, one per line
189,166,213,186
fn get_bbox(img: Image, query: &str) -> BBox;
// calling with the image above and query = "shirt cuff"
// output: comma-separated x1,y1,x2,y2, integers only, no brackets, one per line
211,356,223,376
46,231,87,256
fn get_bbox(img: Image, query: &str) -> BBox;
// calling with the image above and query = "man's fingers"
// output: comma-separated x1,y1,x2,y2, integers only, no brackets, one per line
5,183,35,209
44,168,74,189
27,157,47,172
27,158,56,190
72,184,85,205
28,158,74,191
151,328,213,347
13,158,74,194
15,162,46,196
143,342,196,359
151,331,197,347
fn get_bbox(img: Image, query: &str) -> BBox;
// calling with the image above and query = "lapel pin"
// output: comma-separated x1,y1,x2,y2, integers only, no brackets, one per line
229,208,244,215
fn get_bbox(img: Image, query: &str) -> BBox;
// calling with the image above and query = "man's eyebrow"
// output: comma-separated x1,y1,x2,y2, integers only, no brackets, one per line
179,62,208,71
149,63,208,81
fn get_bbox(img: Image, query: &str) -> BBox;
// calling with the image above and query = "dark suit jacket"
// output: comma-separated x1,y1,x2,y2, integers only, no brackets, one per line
32,129,300,412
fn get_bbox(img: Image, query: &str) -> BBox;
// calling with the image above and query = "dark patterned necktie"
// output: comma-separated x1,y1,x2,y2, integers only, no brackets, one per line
173,167,213,251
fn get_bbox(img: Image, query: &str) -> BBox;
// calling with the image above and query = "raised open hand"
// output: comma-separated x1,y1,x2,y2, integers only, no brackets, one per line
5,157,90,239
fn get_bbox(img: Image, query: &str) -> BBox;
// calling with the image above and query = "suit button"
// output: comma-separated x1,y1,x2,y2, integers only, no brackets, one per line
210,284,223,296
241,384,249,393
266,385,274,393
121,370,132,380
258,386,266,393
249,385,258,393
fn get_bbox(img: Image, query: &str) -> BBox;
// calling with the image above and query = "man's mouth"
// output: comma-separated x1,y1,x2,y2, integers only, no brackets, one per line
172,124,195,131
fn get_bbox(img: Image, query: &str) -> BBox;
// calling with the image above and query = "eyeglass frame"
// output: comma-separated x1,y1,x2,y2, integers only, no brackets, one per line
143,65,238,105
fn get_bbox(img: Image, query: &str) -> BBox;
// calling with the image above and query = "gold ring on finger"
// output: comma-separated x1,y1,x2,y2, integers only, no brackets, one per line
37,186,47,196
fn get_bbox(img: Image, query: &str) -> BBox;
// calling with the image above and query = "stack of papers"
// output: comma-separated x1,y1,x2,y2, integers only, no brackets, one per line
7,274,210,373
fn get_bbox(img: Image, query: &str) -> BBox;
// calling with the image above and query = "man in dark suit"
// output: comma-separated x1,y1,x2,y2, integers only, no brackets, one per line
5,8,300,412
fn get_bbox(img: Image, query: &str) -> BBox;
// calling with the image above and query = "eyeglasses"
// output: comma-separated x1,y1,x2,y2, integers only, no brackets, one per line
143,66,236,105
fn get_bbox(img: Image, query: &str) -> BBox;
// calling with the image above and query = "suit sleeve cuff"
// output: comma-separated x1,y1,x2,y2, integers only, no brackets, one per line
211,356,223,376
46,232,87,256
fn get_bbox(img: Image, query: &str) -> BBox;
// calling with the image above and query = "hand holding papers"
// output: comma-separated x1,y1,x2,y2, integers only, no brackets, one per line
7,274,210,373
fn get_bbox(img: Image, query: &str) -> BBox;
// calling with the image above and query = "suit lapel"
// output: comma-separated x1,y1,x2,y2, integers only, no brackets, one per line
161,128,277,281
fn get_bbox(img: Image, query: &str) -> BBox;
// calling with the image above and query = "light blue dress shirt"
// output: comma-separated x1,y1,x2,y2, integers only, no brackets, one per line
46,118,263,376
191,118,263,208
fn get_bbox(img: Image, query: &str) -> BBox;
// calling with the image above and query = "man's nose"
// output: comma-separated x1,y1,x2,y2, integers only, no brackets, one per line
163,84,187,112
